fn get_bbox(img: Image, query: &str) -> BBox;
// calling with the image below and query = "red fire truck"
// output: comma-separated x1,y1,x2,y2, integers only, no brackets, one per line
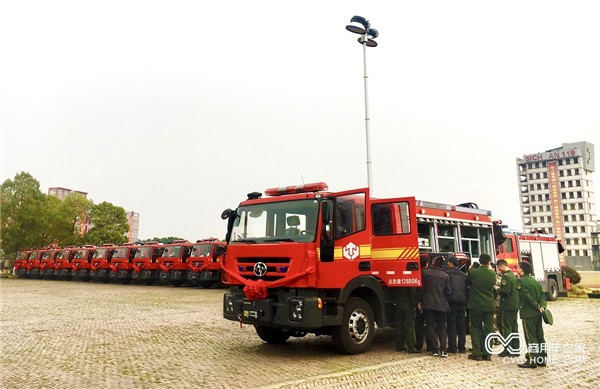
221,182,499,354
187,239,227,288
71,246,97,281
40,247,61,278
13,249,32,276
496,230,564,300
109,243,139,283
54,247,79,279
25,249,45,277
157,240,193,286
89,244,116,283
131,242,165,284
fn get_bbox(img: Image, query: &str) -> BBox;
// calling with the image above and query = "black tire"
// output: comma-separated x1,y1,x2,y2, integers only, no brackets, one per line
547,278,558,301
254,326,291,344
172,280,185,287
332,297,375,354
200,281,213,289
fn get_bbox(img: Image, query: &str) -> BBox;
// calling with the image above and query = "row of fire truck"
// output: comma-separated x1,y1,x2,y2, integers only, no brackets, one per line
12,238,226,288
220,182,565,354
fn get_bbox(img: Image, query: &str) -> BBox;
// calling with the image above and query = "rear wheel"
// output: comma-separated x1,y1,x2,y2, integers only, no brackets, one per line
332,297,375,354
200,281,213,289
254,326,291,344
547,278,559,301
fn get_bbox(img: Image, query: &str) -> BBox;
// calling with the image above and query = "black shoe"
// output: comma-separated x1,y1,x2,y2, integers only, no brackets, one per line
448,349,457,354
482,355,492,361
432,351,439,356
441,351,449,358
458,349,467,353
407,348,421,354
518,363,537,369
498,350,509,357
396,347,406,352
468,354,482,361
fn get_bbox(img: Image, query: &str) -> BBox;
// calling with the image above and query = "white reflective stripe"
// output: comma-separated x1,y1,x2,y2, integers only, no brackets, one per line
386,271,395,275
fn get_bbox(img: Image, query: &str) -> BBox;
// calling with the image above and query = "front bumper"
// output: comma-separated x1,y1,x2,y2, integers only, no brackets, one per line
223,286,327,329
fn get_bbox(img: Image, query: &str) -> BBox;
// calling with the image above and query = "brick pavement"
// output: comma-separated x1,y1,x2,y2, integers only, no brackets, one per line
1,278,599,389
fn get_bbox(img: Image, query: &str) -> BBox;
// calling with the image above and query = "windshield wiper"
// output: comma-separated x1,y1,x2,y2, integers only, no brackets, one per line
263,238,295,242
235,239,257,243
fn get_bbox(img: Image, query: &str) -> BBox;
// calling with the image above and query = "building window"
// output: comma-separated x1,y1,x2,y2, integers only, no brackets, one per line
575,168,579,175
581,226,586,233
542,161,547,167
558,159,563,166
536,173,541,179
559,171,564,177
565,226,570,233
573,157,579,164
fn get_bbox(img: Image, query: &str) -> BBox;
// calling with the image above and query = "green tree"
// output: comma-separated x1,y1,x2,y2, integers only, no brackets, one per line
42,193,93,247
0,172,48,256
84,201,129,245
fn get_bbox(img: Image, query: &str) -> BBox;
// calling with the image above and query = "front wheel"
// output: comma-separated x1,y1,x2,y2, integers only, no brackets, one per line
332,297,375,354
254,326,291,344
546,278,559,301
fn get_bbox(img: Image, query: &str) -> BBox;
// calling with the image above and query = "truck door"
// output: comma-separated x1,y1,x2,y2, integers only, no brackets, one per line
370,197,421,287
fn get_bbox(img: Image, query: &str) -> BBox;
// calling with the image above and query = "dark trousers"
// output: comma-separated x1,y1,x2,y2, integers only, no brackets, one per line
500,310,520,355
424,309,448,353
469,309,494,358
415,309,433,351
522,315,546,366
447,302,466,352
394,306,416,351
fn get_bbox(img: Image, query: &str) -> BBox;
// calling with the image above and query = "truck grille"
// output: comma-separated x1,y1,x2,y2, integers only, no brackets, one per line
236,257,290,281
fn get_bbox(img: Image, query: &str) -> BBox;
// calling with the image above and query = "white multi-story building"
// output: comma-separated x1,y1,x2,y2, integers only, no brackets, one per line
516,141,597,270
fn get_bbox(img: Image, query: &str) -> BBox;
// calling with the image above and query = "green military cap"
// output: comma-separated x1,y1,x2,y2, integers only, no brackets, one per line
542,308,553,325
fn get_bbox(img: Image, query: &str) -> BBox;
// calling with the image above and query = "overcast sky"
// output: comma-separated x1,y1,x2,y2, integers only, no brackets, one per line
1,1,599,241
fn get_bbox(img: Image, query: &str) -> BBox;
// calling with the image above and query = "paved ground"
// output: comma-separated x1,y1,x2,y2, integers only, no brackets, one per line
1,278,599,389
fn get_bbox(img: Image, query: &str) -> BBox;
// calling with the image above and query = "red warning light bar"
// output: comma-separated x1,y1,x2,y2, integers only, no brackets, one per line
265,182,329,197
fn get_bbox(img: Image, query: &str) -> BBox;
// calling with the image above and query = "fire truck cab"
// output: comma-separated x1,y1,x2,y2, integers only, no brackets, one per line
157,240,193,286
71,246,97,281
89,244,116,283
187,239,227,288
13,250,32,277
25,249,45,278
54,247,79,279
131,242,165,284
497,231,564,300
39,247,61,278
109,243,139,283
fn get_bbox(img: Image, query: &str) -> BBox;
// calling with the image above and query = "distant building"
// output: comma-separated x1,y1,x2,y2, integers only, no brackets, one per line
48,187,88,200
127,211,140,243
48,187,140,243
516,141,598,270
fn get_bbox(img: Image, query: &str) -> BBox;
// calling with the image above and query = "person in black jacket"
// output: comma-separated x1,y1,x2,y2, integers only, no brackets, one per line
446,256,467,353
419,256,452,357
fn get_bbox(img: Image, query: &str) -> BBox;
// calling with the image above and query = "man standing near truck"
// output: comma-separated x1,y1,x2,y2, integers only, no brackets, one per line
466,253,496,361
517,261,547,368
496,259,520,356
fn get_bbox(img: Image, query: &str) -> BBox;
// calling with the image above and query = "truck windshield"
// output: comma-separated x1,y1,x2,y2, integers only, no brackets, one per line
113,248,129,259
93,248,107,259
135,247,152,259
164,246,182,258
231,199,319,243
41,251,52,260
56,251,68,260
192,244,212,257
16,252,28,260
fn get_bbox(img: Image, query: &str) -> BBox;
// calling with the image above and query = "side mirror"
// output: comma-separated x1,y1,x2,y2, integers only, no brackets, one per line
221,209,233,220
